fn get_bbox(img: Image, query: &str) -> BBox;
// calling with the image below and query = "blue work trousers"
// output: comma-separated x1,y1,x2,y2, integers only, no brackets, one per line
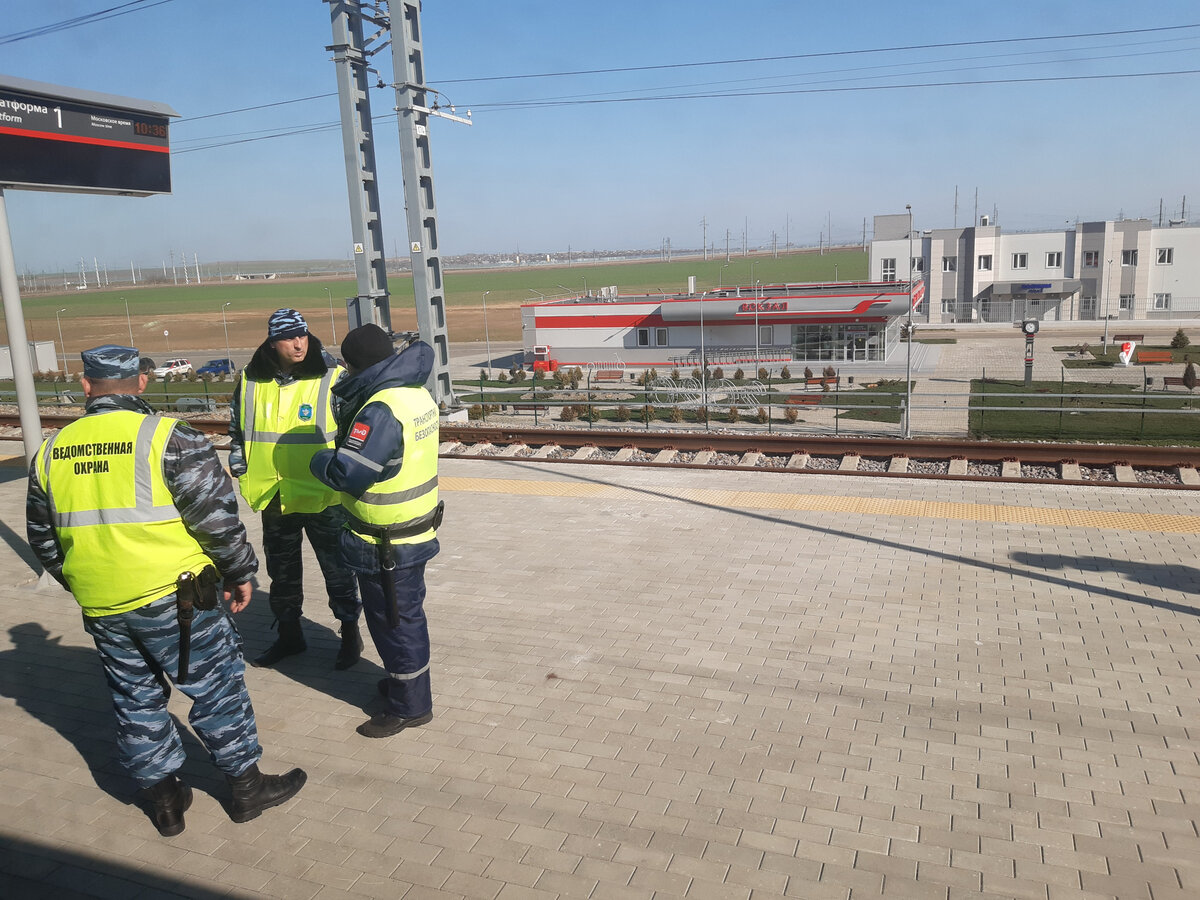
359,562,433,718
83,594,262,788
261,496,360,624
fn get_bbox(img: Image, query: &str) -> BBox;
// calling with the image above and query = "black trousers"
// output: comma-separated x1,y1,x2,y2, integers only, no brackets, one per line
261,495,360,624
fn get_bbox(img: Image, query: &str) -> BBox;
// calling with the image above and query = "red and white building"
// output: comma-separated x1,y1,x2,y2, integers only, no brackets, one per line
521,280,924,370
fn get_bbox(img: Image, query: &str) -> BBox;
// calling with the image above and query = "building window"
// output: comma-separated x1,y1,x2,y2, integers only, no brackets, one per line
1157,247,1174,265
911,256,924,273
758,325,773,346
1153,293,1171,310
1122,249,1138,266
656,328,668,346
977,254,992,270
1084,250,1099,267
1119,294,1134,311
1012,253,1028,269
636,328,650,347
942,256,956,272
1046,251,1062,268
941,299,955,314
882,258,896,281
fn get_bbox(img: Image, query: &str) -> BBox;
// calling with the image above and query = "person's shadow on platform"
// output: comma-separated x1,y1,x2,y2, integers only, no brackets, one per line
1011,551,1200,616
235,593,388,714
0,622,229,806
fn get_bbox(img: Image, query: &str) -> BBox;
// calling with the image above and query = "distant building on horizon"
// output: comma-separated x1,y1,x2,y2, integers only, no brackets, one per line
870,214,1200,325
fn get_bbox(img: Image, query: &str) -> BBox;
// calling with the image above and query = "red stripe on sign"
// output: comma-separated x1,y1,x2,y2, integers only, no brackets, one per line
0,126,170,153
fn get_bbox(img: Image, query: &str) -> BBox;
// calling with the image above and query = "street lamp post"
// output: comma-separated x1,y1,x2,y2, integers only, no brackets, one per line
324,288,337,344
55,308,68,375
1102,258,1114,352
221,302,233,373
481,291,492,373
699,292,708,416
905,204,914,439
121,297,133,345
754,280,761,366
719,263,729,289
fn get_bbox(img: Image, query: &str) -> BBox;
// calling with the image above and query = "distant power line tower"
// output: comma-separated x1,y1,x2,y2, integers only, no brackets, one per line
326,0,459,408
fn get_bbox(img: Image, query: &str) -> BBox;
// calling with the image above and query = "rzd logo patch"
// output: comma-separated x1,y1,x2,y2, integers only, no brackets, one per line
346,421,371,449
298,403,313,421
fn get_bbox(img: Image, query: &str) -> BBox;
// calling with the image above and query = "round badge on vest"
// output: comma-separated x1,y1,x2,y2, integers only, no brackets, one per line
298,404,313,421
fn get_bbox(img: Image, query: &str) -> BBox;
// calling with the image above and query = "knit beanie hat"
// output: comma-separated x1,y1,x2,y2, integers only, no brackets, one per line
340,324,395,371
267,308,308,340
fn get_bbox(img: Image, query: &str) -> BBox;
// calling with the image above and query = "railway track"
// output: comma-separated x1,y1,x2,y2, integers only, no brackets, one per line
5,415,1198,489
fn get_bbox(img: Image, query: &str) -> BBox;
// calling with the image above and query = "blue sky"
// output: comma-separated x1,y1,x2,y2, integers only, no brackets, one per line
2,0,1199,274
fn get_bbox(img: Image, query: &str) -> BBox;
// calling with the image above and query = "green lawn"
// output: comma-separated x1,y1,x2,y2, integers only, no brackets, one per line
969,379,1200,444
17,248,870,322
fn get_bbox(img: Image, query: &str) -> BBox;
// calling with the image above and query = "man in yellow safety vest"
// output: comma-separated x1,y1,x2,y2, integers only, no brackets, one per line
229,308,363,669
26,344,306,836
310,324,443,738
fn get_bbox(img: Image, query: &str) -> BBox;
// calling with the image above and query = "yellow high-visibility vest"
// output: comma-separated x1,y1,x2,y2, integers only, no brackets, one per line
35,410,213,617
341,385,439,546
236,366,341,513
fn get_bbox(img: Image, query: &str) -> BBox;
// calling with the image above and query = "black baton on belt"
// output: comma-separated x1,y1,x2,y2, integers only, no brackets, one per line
176,571,197,684
378,535,399,629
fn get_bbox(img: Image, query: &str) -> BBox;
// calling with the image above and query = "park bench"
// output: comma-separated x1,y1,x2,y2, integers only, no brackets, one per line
785,395,822,406
592,369,624,382
1114,333,1145,343
1162,376,1189,389
511,403,549,413
1135,350,1172,364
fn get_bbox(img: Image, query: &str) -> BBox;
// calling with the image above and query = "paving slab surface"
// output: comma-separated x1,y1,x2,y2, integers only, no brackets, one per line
1,455,1199,899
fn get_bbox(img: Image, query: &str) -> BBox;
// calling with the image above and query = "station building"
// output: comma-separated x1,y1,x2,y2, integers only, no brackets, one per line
870,214,1200,326
521,279,922,370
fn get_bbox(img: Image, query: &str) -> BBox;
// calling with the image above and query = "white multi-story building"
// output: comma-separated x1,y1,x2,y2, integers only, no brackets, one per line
870,214,1200,325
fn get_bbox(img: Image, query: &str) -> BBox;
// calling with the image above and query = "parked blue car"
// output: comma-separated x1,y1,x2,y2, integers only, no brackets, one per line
195,358,235,377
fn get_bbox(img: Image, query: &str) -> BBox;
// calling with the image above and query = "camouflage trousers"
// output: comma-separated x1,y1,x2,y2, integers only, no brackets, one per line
261,496,360,624
83,593,262,789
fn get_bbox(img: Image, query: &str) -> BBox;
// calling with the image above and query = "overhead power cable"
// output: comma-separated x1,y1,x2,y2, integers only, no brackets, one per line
436,23,1200,84
0,0,176,46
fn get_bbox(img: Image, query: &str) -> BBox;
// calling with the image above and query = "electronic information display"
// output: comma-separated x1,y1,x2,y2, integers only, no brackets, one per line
0,77,177,196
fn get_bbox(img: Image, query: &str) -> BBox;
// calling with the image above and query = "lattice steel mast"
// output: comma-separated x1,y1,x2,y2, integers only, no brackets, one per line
326,1,457,407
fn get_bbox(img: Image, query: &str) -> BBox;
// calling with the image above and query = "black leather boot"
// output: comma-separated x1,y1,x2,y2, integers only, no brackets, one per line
143,773,193,837
334,621,363,670
226,764,307,823
251,620,306,668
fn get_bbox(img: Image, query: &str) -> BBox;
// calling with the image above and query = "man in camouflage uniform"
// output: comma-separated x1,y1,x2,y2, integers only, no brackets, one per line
229,309,362,669
26,345,307,837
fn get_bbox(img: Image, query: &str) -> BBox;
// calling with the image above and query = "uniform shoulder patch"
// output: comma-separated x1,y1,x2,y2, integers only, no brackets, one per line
346,421,371,449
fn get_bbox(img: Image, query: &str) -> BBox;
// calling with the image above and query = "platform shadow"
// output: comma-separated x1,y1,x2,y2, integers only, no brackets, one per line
234,592,386,712
0,622,221,807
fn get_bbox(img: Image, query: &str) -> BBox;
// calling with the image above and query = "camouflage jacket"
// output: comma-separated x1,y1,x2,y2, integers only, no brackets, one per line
26,394,259,588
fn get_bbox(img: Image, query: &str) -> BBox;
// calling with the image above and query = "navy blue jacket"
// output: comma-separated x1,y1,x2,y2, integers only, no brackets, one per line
310,340,434,501
309,341,439,569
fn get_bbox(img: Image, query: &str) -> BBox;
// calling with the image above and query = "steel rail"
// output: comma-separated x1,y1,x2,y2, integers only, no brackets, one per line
4,415,1198,487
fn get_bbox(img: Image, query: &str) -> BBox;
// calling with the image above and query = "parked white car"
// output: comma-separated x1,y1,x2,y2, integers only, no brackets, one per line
153,358,192,379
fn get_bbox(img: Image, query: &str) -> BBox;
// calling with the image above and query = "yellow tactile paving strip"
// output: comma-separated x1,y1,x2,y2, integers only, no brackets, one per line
440,476,1200,534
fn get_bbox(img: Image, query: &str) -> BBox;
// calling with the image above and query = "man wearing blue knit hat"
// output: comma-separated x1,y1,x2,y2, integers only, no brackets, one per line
229,309,363,669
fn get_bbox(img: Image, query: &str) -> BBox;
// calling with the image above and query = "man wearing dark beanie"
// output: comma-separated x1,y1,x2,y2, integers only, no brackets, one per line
310,325,443,738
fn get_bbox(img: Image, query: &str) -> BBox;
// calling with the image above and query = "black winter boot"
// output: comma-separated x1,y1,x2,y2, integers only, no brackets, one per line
143,773,193,837
334,621,363,670
226,764,307,823
251,620,306,668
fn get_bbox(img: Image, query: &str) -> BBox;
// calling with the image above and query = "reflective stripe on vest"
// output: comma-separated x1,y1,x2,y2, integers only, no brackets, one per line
237,366,341,513
36,410,213,617
342,385,439,546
